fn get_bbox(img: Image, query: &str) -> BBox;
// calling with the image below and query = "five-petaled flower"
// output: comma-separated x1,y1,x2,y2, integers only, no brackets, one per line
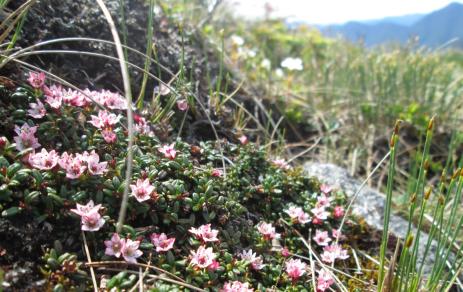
285,206,311,224
314,230,332,246
321,244,349,264
28,100,46,119
13,123,41,151
150,233,175,252
333,206,345,219
85,150,108,176
89,110,121,130
158,143,177,160
130,178,155,202
189,224,219,243
239,249,265,270
317,268,334,291
28,148,59,170
220,281,254,292
256,222,280,240
44,85,63,109
27,71,46,89
190,245,216,269
104,233,125,258
285,258,307,282
121,238,143,263
70,200,105,232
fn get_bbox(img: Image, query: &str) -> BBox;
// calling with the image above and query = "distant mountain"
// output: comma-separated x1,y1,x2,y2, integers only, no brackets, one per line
319,2,463,48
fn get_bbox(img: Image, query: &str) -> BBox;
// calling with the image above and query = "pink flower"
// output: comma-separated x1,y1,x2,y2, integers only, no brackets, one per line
332,229,345,240
105,233,125,258
28,100,46,119
0,137,7,148
27,71,45,89
311,206,330,222
97,90,127,110
134,116,153,136
316,194,332,208
44,85,63,109
13,124,41,151
130,178,155,202
317,268,334,291
208,260,220,271
256,222,280,240
158,143,177,160
150,233,175,252
313,230,332,246
281,247,290,257
211,169,222,177
239,249,265,270
272,158,290,170
62,89,91,107
102,129,117,143
285,258,306,282
284,206,310,224
320,184,332,194
333,206,345,219
239,135,248,145
28,148,59,170
121,238,143,263
176,99,189,111
61,153,87,179
89,110,121,129
70,200,105,232
220,281,254,292
321,244,349,264
85,150,108,176
189,224,219,243
190,245,216,269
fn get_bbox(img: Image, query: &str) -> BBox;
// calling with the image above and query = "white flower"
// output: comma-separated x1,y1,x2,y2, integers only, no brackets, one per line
231,35,244,46
281,57,303,71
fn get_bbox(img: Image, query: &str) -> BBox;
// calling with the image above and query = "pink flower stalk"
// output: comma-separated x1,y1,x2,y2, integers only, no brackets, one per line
85,150,108,176
311,206,330,221
158,143,177,160
190,245,216,269
256,222,280,240
284,206,310,224
320,184,332,194
102,129,117,143
239,135,248,145
27,71,45,89
130,178,155,202
70,200,105,232
211,169,223,177
317,268,334,292
89,110,121,129
189,224,219,243
272,158,290,170
13,124,41,151
28,148,59,170
321,244,349,264
121,239,143,263
176,99,189,111
285,258,307,282
239,249,265,270
150,233,175,252
44,85,63,109
333,206,345,219
28,100,46,119
220,281,254,292
105,233,125,258
313,230,332,246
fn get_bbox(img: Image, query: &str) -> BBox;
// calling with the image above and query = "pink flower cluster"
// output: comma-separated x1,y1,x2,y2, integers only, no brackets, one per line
220,281,254,292
89,110,121,143
58,150,108,179
321,244,349,264
317,268,334,291
310,185,345,224
256,222,280,240
130,178,155,202
239,249,265,270
70,200,105,232
133,115,154,136
104,233,143,263
189,224,219,243
285,258,307,282
272,158,290,170
285,206,310,224
13,124,40,151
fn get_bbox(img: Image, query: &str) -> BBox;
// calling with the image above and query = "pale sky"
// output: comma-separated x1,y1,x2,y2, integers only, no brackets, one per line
229,0,463,25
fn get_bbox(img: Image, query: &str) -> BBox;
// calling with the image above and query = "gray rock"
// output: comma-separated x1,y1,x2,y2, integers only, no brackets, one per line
304,162,457,278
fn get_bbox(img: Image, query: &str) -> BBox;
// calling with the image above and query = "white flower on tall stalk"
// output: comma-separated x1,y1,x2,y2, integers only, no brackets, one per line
281,57,303,71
